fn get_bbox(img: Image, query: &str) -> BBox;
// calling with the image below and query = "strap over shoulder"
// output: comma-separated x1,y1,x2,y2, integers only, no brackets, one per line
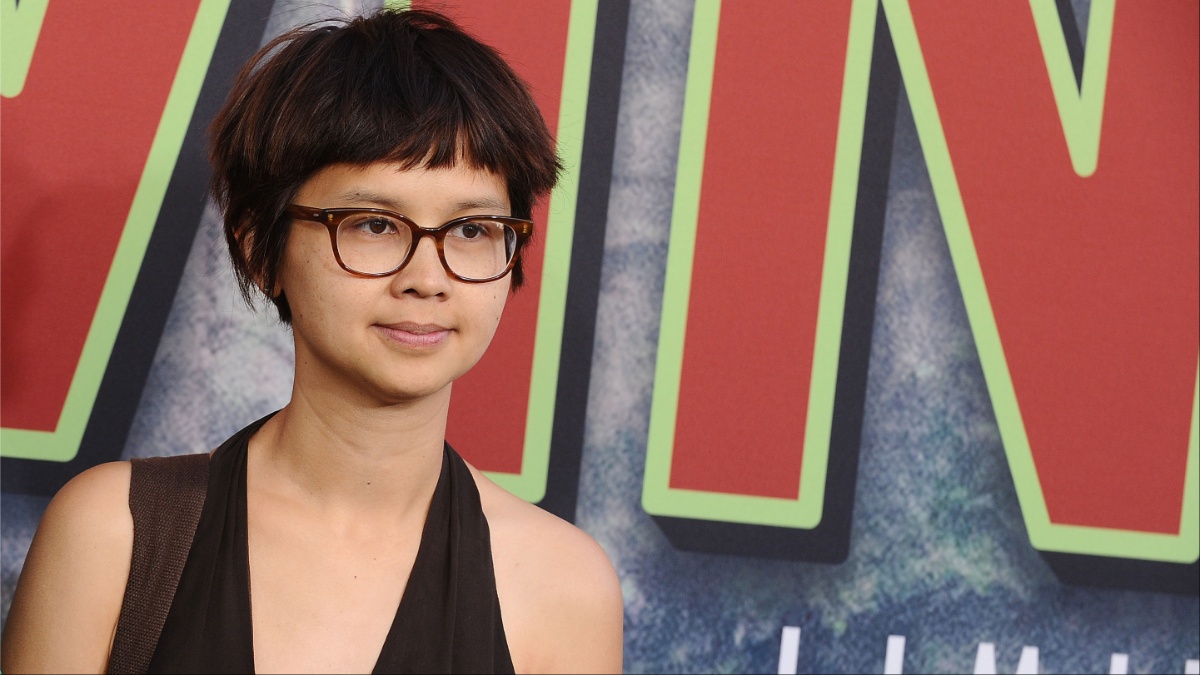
107,453,210,675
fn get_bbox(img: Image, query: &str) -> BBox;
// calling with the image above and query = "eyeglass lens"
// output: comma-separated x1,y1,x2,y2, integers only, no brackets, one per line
336,213,517,279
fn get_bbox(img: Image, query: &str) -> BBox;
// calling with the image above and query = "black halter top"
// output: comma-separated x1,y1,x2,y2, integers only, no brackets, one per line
147,415,514,673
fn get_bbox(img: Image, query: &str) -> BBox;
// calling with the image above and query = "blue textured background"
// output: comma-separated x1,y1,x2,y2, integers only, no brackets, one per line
3,1,1197,672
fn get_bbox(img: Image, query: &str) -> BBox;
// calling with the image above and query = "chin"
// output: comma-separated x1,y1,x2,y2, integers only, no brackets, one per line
366,374,456,405
368,382,446,405
348,351,481,406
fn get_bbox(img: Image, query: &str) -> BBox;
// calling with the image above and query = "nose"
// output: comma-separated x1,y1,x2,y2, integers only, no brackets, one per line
391,235,450,298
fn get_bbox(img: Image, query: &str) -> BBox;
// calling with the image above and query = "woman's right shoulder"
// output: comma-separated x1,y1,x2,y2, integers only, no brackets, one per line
0,461,134,674
37,460,137,588
46,461,134,543
25,459,135,581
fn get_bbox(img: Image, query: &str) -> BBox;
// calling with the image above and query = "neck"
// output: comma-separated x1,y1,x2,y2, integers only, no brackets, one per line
250,379,452,521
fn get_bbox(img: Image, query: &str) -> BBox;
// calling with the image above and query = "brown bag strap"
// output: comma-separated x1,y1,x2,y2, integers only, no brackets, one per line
107,453,210,674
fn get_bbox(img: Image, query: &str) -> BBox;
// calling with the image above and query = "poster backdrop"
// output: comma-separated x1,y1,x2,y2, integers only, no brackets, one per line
3,0,1198,673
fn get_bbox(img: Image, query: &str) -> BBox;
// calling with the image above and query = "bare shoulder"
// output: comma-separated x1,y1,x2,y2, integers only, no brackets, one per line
473,469,617,580
1,461,134,674
470,466,624,674
13,460,133,568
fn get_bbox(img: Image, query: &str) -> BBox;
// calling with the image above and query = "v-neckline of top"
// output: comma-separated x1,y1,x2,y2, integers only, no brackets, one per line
236,428,451,674
146,413,515,673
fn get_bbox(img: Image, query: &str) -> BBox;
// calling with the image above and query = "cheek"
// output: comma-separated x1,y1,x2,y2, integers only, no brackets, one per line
468,286,510,344
485,284,510,327
279,241,348,326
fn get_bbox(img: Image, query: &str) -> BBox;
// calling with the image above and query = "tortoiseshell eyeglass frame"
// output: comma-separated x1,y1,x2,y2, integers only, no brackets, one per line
284,204,532,283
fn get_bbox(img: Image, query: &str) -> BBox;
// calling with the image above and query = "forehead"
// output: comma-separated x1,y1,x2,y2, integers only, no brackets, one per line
295,162,510,215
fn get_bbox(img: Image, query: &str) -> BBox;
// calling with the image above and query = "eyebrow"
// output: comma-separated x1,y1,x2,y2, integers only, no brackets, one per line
330,191,509,214
451,196,509,212
331,190,403,210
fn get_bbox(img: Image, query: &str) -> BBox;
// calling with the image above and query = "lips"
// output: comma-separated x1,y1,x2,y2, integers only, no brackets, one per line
374,321,452,348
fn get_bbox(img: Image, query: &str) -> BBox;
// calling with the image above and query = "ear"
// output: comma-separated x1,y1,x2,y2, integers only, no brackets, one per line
235,224,278,298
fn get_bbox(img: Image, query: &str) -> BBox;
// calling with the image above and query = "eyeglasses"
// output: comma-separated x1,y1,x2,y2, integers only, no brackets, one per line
284,204,532,283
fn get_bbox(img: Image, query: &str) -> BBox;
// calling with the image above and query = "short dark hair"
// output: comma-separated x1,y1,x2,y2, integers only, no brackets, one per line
209,8,561,322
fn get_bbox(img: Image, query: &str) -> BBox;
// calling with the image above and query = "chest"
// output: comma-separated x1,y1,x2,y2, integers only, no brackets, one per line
245,505,423,673
146,435,515,673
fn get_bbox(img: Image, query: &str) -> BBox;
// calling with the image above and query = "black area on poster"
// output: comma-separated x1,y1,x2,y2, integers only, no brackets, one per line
536,0,631,522
1042,552,1199,596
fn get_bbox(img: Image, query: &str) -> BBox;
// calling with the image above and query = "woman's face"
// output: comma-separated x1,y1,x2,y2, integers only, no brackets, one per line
278,161,513,404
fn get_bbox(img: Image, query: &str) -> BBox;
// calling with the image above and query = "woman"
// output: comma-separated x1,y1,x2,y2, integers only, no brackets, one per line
1,8,623,674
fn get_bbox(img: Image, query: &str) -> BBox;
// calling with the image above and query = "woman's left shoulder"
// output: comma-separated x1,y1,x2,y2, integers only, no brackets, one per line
472,466,620,597
470,466,624,673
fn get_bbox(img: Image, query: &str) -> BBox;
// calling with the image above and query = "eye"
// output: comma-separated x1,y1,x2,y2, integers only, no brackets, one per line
448,221,496,241
349,215,401,236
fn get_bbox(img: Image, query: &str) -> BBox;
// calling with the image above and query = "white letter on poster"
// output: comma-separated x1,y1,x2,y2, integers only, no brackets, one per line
884,635,906,674
1108,652,1128,674
1015,646,1039,674
778,626,801,675
973,643,1039,674
974,643,997,675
